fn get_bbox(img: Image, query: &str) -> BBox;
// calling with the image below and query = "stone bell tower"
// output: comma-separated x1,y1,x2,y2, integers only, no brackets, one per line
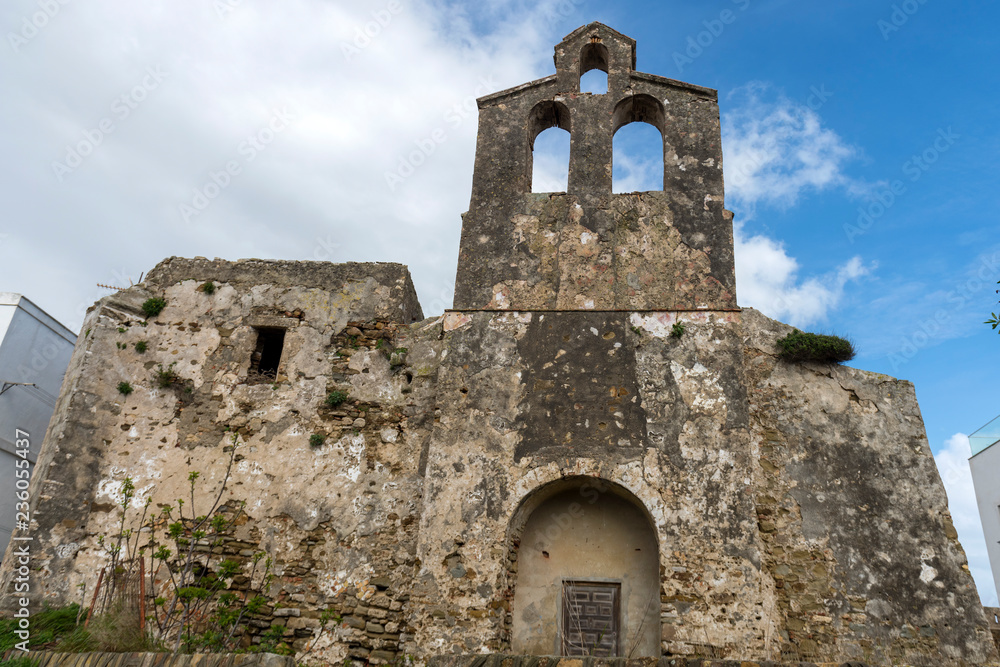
454,22,737,312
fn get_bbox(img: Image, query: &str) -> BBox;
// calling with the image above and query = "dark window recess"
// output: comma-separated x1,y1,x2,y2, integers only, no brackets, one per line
250,328,285,379
562,581,620,657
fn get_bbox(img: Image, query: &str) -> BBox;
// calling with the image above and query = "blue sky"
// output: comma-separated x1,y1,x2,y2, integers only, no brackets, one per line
1,0,998,604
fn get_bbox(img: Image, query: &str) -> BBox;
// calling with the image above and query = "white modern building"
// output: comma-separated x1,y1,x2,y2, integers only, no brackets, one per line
970,414,1000,604
0,293,75,557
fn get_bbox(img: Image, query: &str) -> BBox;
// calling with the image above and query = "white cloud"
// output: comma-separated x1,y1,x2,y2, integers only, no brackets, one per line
0,3,870,333
935,433,999,606
0,0,589,330
735,230,871,327
721,83,869,327
723,82,858,219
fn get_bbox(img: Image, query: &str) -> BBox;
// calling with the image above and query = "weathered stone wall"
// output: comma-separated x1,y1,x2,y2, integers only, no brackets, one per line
743,308,998,666
406,310,771,659
987,606,1000,651
0,258,427,663
4,285,997,665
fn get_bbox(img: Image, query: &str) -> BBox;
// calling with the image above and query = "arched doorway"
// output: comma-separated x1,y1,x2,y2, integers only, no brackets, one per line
509,478,660,657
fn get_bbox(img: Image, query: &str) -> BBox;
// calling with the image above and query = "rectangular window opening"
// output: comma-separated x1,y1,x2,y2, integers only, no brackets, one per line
250,327,285,381
561,581,621,657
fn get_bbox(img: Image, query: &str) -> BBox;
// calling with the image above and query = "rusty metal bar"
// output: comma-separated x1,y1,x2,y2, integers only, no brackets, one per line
85,567,105,628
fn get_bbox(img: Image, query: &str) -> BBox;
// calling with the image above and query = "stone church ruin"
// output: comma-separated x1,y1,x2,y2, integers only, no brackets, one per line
2,22,998,667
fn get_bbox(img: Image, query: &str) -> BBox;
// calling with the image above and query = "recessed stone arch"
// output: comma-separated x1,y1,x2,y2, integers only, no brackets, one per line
612,94,665,135
503,476,660,657
580,42,610,75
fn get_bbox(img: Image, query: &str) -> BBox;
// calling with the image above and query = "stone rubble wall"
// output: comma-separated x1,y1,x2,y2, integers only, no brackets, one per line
0,259,427,665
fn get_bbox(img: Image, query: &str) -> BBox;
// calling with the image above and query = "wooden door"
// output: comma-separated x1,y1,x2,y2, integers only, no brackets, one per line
562,581,621,657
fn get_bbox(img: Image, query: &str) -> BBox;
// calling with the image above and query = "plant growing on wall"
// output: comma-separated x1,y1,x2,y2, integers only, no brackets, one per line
325,390,348,407
117,381,134,396
776,330,855,363
90,435,283,655
155,362,180,388
146,437,280,653
141,297,167,319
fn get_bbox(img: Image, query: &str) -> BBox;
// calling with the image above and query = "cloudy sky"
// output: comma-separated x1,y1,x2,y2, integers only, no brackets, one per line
2,1,998,604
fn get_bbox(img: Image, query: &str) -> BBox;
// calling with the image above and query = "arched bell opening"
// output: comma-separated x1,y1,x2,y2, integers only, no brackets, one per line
527,100,572,193
580,42,610,94
612,94,666,193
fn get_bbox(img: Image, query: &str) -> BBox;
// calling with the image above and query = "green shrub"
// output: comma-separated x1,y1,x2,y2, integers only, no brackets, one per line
155,362,179,388
141,297,167,318
776,330,855,364
135,341,147,353
117,381,133,396
325,390,348,407
201,281,215,295
670,323,685,338
309,434,326,448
